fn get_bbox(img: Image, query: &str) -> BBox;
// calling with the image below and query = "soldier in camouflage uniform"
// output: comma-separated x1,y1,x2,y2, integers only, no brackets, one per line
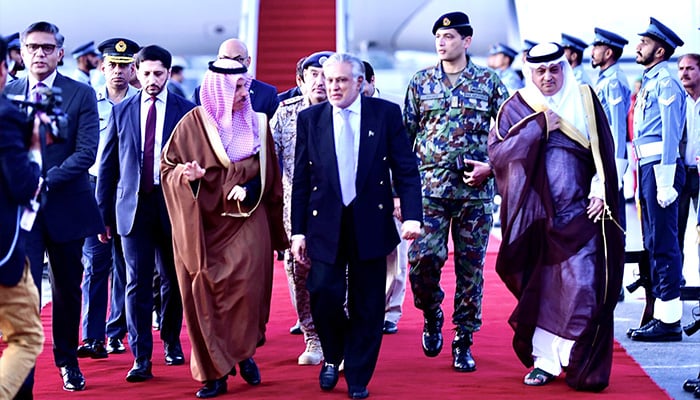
270,51,332,366
403,11,508,373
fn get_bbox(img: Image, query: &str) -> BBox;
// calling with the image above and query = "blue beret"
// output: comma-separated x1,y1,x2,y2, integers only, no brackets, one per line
522,39,538,52
638,17,684,49
302,51,334,70
561,33,588,52
489,43,518,59
592,27,628,49
98,38,140,63
4,32,20,50
72,41,99,58
432,11,472,36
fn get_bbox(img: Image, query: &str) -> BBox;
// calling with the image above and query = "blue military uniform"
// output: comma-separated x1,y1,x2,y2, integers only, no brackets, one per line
70,41,100,86
561,33,593,86
404,11,508,368
78,38,140,358
488,43,523,95
630,17,686,342
591,27,631,228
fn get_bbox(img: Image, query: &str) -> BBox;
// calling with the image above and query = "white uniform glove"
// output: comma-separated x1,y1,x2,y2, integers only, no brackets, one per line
653,163,678,208
615,158,628,190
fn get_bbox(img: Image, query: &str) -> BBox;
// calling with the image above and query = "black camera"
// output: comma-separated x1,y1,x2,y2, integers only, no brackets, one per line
10,86,69,141
455,156,474,173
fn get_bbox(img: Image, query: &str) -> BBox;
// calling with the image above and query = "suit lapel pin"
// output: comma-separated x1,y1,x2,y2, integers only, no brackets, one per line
368,130,375,137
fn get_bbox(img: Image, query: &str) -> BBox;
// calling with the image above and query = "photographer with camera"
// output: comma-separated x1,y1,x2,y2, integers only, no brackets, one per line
0,34,45,400
5,21,103,392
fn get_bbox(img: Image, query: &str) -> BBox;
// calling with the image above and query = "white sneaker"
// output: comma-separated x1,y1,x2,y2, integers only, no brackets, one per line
298,340,324,365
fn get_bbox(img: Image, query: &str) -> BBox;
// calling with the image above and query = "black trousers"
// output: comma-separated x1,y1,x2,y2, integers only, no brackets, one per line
307,205,387,390
26,211,85,369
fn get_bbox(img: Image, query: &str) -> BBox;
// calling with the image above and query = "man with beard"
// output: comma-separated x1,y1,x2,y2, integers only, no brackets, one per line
590,28,631,229
71,41,100,86
629,17,686,343
97,45,193,382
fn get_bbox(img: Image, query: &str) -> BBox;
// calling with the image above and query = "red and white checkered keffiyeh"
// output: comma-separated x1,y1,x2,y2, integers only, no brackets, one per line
200,59,260,162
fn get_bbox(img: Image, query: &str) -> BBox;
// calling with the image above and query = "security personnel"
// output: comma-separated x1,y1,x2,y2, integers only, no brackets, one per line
77,38,140,359
630,17,686,342
590,27,631,228
561,33,593,86
270,50,332,367
71,41,100,86
4,32,24,82
676,53,700,266
403,11,508,372
487,43,523,94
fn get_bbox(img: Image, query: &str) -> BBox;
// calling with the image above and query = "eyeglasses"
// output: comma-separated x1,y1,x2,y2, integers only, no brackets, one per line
24,43,58,55
219,54,247,63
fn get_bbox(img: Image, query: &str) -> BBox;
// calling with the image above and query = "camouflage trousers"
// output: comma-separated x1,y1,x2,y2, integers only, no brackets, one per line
408,196,492,333
284,250,318,343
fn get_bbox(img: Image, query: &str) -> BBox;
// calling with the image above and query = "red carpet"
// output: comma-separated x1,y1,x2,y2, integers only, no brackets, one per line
27,238,670,399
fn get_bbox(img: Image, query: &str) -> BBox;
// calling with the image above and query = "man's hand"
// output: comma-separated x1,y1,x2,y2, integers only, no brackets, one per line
392,197,402,221
587,197,604,222
33,113,54,147
98,225,112,244
291,236,308,265
182,161,205,182
544,109,560,132
462,160,492,187
228,185,247,202
401,220,421,240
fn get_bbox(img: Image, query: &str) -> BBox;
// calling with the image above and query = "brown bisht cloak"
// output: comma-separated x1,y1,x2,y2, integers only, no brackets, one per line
487,86,624,391
161,107,288,381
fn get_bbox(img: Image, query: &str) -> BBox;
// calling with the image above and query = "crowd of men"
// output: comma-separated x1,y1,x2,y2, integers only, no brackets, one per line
0,9,699,400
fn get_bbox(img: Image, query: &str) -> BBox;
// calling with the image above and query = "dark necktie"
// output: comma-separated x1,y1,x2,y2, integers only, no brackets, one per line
141,96,157,193
32,81,46,102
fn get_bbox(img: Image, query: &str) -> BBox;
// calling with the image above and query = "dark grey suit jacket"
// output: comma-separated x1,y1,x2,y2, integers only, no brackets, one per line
6,73,103,242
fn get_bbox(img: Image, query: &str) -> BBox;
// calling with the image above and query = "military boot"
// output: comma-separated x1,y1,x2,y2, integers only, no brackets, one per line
452,329,476,372
422,307,443,357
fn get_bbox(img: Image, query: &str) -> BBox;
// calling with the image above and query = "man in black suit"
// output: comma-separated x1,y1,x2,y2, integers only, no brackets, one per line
97,45,193,383
6,21,104,392
191,38,279,120
0,35,45,400
291,52,422,399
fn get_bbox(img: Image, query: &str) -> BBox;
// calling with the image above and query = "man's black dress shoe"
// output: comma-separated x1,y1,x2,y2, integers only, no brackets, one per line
77,339,108,359
422,307,444,357
319,362,339,391
165,342,185,365
106,337,126,354
685,375,700,392
196,377,228,398
59,365,86,391
126,358,153,382
382,320,398,334
238,357,261,385
348,386,369,399
630,319,682,342
452,331,476,372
